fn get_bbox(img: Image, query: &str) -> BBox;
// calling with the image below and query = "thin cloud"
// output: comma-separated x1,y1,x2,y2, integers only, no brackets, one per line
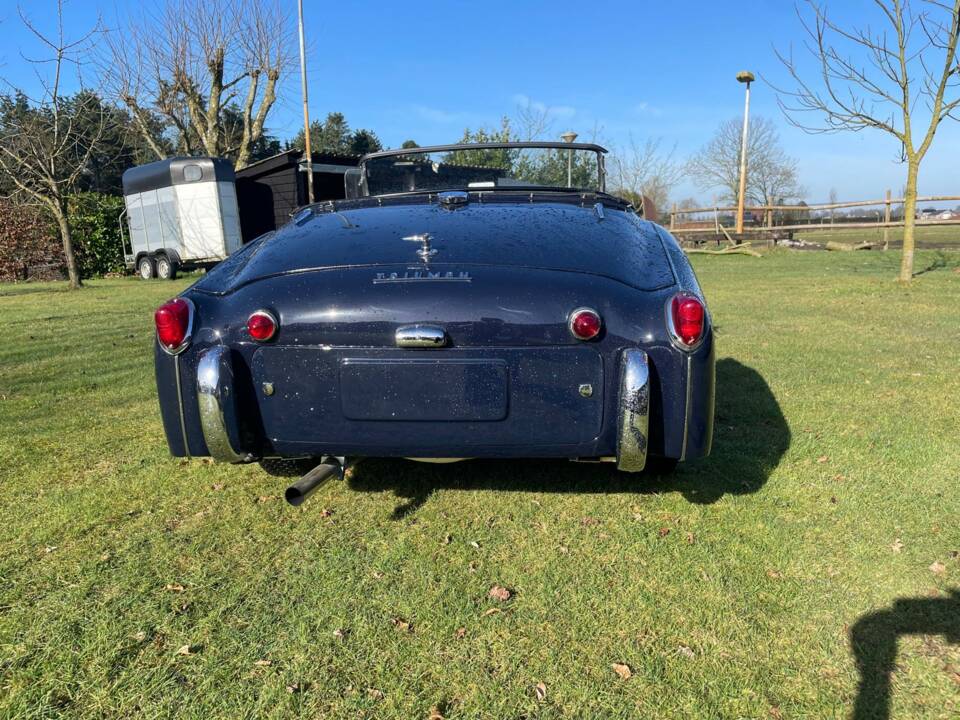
410,105,475,124
512,93,576,119
632,101,663,117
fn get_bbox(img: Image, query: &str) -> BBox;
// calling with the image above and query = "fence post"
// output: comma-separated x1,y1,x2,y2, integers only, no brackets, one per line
883,189,891,251
714,207,719,234
670,203,677,231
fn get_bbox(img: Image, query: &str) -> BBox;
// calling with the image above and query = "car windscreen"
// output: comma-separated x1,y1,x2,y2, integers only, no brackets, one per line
356,147,603,197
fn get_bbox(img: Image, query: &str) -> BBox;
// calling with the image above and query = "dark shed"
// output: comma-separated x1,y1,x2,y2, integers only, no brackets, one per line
234,150,359,242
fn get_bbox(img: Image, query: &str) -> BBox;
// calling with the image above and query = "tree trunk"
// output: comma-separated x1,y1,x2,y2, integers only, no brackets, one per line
55,203,83,289
898,160,920,283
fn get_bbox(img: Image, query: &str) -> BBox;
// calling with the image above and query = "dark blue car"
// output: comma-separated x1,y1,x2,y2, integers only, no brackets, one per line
153,142,714,501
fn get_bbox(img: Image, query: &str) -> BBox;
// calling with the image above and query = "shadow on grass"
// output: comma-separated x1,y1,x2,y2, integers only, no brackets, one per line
850,589,960,720
347,359,789,518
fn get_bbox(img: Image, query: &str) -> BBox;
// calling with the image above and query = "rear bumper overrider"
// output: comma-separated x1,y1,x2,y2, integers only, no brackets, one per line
616,348,650,472
197,346,249,463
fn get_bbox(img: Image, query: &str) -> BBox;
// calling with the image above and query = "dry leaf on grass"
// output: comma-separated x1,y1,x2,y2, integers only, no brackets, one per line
488,585,512,602
286,683,301,694
391,617,413,633
333,628,349,640
367,688,384,700
454,627,466,639
766,569,783,579
930,561,947,574
769,706,783,719
442,535,452,545
175,644,199,656
581,516,599,526
611,662,632,680
254,659,272,666
685,532,696,544
469,541,481,549
481,608,502,618
678,644,695,659
428,706,445,720
534,681,547,701
817,455,829,464
658,527,671,538
891,538,904,553
319,508,333,518
164,583,186,593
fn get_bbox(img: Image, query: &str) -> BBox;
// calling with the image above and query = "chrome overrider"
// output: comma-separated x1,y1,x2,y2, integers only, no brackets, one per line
616,348,650,472
197,345,247,463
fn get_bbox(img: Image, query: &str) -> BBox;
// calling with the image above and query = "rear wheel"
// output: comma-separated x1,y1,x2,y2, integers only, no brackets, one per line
137,255,156,280
156,254,179,280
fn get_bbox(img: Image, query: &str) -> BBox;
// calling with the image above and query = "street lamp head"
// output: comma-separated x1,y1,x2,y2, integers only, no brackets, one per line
736,70,755,84
560,131,578,143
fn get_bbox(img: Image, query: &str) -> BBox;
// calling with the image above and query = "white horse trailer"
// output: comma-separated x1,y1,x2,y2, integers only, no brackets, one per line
120,157,242,280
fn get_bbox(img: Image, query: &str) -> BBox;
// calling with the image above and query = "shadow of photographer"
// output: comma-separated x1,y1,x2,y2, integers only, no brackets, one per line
347,358,790,518
851,589,960,719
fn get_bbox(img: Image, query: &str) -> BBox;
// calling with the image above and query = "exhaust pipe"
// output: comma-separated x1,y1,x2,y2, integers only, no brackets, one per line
284,457,352,507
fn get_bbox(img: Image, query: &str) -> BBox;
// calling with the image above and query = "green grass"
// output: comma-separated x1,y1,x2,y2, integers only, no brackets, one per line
2,251,959,719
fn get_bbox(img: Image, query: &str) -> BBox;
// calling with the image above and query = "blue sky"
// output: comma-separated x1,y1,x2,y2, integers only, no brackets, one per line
3,0,959,204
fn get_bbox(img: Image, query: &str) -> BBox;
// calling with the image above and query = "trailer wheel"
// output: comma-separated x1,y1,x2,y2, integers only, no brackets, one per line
137,255,157,280
156,254,179,280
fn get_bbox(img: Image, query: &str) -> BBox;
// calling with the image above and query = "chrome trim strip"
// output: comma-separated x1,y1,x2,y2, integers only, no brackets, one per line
197,346,246,463
680,355,693,461
174,354,190,458
616,348,650,472
158,297,195,356
395,324,447,348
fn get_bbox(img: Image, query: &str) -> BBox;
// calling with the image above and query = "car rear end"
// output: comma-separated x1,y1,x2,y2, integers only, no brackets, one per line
153,202,714,472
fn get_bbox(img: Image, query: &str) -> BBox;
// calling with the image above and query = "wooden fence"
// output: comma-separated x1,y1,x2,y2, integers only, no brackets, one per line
669,193,960,246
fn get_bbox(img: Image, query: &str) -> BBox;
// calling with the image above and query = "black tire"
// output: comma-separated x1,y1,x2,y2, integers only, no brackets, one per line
156,254,179,280
137,255,156,280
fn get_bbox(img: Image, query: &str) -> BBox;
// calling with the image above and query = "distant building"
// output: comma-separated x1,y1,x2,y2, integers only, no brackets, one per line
234,150,359,242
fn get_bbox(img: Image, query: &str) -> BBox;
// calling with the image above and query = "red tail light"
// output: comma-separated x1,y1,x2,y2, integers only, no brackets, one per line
247,310,278,342
569,307,602,340
669,293,706,349
155,298,193,354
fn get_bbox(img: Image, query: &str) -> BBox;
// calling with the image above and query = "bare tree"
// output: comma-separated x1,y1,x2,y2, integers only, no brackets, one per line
0,3,106,289
104,0,292,169
609,137,683,221
687,116,804,207
774,0,960,282
828,187,838,222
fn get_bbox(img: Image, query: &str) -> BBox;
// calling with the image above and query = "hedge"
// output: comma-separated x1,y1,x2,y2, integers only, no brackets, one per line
69,192,127,277
0,193,127,282
0,200,61,282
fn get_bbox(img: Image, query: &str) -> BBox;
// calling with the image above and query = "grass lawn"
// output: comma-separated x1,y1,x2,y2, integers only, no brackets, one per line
1,250,959,719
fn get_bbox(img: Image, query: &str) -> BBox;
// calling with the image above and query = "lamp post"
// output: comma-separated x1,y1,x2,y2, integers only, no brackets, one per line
561,130,578,188
297,0,314,204
735,71,754,236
